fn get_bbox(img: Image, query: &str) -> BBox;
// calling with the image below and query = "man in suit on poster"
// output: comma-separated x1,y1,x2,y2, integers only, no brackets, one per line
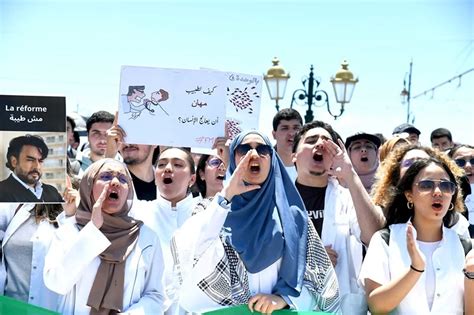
0,135,63,202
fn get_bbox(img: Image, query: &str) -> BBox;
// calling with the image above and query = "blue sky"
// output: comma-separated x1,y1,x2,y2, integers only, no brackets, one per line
1,0,472,145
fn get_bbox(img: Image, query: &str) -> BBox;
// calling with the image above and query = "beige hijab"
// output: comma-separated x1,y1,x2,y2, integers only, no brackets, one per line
75,158,142,314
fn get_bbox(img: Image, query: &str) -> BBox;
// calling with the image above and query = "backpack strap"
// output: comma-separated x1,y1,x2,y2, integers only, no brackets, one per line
380,228,390,246
459,234,473,257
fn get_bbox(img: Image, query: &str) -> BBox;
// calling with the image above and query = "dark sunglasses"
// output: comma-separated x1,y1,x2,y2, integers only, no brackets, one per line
235,143,272,157
454,157,474,168
207,157,224,168
97,171,129,184
415,179,456,195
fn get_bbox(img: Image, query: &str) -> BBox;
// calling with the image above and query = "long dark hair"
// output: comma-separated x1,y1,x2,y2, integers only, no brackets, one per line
195,154,210,197
385,157,462,228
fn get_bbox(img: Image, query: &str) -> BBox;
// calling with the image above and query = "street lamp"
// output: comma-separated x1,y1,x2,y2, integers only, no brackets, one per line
400,60,413,123
290,60,358,123
263,57,290,111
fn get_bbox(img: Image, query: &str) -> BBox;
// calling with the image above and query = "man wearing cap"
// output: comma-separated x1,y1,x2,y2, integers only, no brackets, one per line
392,123,421,145
345,132,381,192
0,135,63,202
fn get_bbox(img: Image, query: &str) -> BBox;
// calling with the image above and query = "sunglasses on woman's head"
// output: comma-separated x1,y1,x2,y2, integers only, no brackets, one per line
97,171,129,184
400,157,426,168
454,157,474,168
415,179,456,195
235,143,272,157
207,157,224,168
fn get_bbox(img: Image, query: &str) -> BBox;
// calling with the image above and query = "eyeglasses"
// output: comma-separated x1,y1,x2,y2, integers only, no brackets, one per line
454,157,474,168
349,143,377,152
415,179,456,195
97,171,129,184
401,157,426,168
207,157,224,168
235,143,272,157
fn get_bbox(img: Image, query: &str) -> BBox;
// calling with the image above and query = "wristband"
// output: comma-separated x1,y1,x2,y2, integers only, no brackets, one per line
410,265,424,273
463,268,474,280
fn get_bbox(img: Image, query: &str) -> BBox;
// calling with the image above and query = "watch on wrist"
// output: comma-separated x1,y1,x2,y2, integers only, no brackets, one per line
463,268,474,280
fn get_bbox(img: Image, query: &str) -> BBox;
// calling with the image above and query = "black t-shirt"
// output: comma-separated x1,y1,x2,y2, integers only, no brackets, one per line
295,182,326,236
130,171,157,201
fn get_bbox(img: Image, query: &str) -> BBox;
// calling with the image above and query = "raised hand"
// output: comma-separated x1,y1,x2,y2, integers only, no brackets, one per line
406,222,425,272
465,248,474,273
221,151,260,201
91,183,109,229
212,136,230,167
106,111,126,158
325,244,338,267
248,294,287,314
326,138,354,180
63,175,79,217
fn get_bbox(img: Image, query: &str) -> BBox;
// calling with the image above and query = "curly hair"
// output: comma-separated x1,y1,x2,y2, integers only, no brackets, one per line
372,144,465,211
384,157,464,228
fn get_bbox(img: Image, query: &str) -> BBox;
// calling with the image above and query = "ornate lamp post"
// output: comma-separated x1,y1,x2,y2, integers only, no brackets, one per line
290,60,358,123
263,57,290,111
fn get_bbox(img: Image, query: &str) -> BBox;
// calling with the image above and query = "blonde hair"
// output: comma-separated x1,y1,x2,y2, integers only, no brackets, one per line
379,136,410,162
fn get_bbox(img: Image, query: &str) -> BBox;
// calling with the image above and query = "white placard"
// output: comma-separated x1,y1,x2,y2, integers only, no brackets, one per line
118,66,226,148
224,71,263,139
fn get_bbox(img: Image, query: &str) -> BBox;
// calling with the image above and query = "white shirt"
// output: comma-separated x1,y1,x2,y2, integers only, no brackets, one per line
359,223,466,314
0,203,60,311
11,172,43,199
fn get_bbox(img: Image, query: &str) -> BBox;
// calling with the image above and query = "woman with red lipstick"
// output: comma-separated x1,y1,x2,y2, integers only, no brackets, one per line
172,131,340,314
43,159,166,314
360,157,474,314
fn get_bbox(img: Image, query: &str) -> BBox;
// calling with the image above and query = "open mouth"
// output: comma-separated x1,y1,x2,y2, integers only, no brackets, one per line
108,190,119,200
163,178,173,184
313,153,323,162
216,175,225,180
360,157,368,162
123,145,138,152
432,202,442,210
249,163,261,173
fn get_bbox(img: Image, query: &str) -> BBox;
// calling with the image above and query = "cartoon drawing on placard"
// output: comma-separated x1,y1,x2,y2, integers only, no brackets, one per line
121,85,169,119
227,86,260,114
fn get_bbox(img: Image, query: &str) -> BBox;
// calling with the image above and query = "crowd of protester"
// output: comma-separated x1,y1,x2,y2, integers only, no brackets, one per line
0,108,472,314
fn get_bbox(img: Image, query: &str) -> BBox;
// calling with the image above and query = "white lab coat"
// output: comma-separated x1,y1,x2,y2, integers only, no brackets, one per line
0,203,61,311
44,218,166,315
131,194,198,315
320,177,366,313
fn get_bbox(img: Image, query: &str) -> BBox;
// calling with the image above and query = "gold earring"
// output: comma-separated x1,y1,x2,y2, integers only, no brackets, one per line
407,201,413,209
448,203,454,210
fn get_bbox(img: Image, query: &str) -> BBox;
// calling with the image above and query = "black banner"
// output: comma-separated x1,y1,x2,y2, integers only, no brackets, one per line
0,95,66,132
